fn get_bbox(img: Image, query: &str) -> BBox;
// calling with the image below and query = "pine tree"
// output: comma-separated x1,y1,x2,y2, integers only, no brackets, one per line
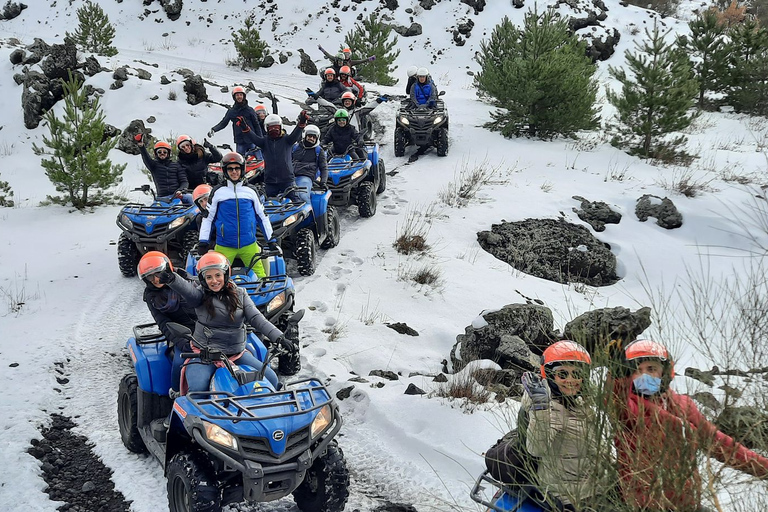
65,0,118,57
607,23,698,160
33,73,125,209
0,173,13,208
725,20,768,116
677,10,727,108
344,13,400,86
232,15,269,70
475,10,600,139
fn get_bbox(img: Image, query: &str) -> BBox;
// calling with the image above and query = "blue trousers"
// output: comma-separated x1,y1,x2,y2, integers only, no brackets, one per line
185,350,279,391
294,176,313,205
237,142,256,156
265,181,299,201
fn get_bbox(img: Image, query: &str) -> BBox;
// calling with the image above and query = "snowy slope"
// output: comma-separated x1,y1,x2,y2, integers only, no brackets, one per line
1,1,767,511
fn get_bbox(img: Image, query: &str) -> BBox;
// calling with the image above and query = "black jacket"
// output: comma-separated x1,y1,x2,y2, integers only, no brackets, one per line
317,80,350,104
322,123,362,156
292,142,328,184
211,100,263,144
139,146,188,196
143,269,197,346
178,144,222,188
242,124,303,184
405,76,417,95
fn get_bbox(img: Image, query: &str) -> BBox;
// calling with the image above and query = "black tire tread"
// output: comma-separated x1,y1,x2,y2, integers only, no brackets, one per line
357,182,376,218
117,232,140,277
117,374,147,453
294,228,316,276
166,451,222,512
320,206,341,250
394,128,406,157
436,127,449,157
293,441,350,512
375,159,386,194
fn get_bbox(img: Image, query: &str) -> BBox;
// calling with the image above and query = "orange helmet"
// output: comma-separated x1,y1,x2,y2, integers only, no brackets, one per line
138,251,173,281
342,47,351,55
254,104,267,115
231,85,246,99
175,134,194,149
153,141,172,156
625,339,675,379
324,68,336,77
540,340,592,379
339,65,351,76
196,251,230,287
192,184,212,202
341,91,356,102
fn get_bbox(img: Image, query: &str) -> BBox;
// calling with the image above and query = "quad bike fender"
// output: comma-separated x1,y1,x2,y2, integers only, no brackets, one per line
365,143,379,167
127,337,172,395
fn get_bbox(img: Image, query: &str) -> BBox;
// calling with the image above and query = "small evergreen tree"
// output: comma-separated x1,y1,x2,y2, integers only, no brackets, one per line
725,19,768,116
344,13,400,86
65,0,118,57
33,73,125,209
475,10,600,139
607,23,698,160
0,173,14,207
232,15,269,70
677,10,727,108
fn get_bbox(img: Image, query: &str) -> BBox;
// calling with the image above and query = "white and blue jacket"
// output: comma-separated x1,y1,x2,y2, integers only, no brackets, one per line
199,181,273,248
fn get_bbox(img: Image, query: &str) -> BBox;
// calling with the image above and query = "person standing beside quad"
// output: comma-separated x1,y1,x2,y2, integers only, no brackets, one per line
292,124,328,206
197,152,272,279
175,135,222,188
207,86,262,156
136,136,191,203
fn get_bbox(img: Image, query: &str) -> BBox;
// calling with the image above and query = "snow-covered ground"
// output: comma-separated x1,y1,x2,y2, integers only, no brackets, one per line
1,0,767,511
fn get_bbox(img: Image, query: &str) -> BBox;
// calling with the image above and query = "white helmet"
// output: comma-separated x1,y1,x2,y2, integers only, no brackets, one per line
303,125,321,147
264,114,282,128
406,65,418,77
417,67,429,77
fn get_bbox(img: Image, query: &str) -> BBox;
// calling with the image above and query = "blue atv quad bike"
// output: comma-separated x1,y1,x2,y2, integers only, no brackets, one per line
262,185,341,277
470,470,567,512
394,91,449,158
185,247,301,375
116,185,199,277
118,316,350,512
326,143,385,219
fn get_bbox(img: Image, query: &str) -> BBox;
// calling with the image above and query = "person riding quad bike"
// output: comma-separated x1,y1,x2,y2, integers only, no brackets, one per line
322,109,366,160
315,68,350,105
292,124,329,206
318,45,375,77
136,138,191,203
175,135,222,188
338,66,364,105
410,67,438,108
208,86,262,155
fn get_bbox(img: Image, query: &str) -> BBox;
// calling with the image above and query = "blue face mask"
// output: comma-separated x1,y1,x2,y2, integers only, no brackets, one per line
633,373,662,396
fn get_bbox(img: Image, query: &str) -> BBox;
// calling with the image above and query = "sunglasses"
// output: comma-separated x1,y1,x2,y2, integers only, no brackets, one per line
553,368,585,380
225,166,242,172
156,149,169,154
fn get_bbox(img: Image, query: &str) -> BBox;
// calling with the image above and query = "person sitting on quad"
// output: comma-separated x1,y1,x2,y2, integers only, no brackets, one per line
316,68,350,105
198,152,272,279
322,109,366,161
192,184,216,248
613,340,768,512
240,111,309,199
138,251,197,397
340,91,357,113
292,125,328,206
318,45,375,77
156,251,294,392
136,137,191,203
254,104,269,135
338,66,364,105
410,67,438,108
175,135,222,188
207,86,262,156
405,65,419,95
485,341,614,511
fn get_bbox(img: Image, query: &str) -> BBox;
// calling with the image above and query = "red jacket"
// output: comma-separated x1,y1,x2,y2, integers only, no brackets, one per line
614,378,768,510
340,76,364,100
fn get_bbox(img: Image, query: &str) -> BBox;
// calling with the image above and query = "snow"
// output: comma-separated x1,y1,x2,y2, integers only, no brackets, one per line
0,0,767,511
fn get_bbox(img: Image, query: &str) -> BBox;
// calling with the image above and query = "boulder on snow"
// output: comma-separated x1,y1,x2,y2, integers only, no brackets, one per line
160,75,171,85
386,322,419,336
160,0,182,21
109,80,124,90
9,48,25,65
0,1,27,20
369,369,399,380
40,41,78,80
572,195,621,232
562,306,651,356
298,50,317,76
635,194,683,229
113,66,129,81
117,119,151,155
585,28,621,62
382,0,399,9
461,0,486,14
136,68,152,81
392,22,423,37
183,74,208,105
24,38,50,64
175,68,195,79
82,55,102,77
404,383,425,395
261,54,275,68
18,69,73,129
477,218,620,286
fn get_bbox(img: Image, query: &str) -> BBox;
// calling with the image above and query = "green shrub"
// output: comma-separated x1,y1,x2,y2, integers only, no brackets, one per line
344,13,400,86
232,15,269,70
65,0,118,56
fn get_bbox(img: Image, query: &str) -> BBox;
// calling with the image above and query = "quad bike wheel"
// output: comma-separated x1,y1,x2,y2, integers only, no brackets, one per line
117,374,147,453
295,228,317,276
357,182,377,218
320,206,341,250
394,127,407,158
293,440,350,512
375,158,386,195
436,127,449,157
167,451,221,512
117,232,140,277
180,230,199,262
278,348,302,376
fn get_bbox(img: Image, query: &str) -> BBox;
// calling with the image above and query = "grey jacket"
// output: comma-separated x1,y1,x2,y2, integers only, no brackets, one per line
167,275,282,354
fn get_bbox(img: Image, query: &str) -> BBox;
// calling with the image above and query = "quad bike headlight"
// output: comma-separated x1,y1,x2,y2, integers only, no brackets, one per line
283,214,299,228
203,421,238,450
266,292,286,315
433,116,443,125
120,214,133,229
351,168,366,180
399,116,410,126
168,217,186,230
310,405,332,439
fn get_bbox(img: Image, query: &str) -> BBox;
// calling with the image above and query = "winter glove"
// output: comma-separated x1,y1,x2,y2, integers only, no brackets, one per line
203,138,213,149
368,55,376,62
521,371,551,411
427,100,436,108
207,129,215,138
157,270,176,285
305,88,316,98
173,190,183,199
297,110,310,126
274,335,296,353
196,242,210,255
133,133,143,142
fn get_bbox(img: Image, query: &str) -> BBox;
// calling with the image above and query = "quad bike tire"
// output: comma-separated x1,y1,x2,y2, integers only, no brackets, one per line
117,375,147,453
375,159,386,195
357,182,377,218
295,228,317,276
180,229,199,263
278,348,302,376
436,127,449,157
394,128,407,157
293,440,350,512
117,232,140,277
167,451,222,512
320,206,341,250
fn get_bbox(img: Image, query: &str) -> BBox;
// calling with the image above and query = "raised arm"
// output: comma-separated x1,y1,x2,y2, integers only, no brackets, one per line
165,273,205,307
241,290,282,343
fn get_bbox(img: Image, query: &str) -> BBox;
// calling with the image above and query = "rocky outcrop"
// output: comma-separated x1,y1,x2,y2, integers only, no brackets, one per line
478,218,620,286
82,56,102,77
40,41,78,80
572,195,621,232
392,22,422,37
298,50,317,76
160,0,182,21
461,0,486,14
635,194,683,229
183,74,208,105
116,119,150,155
0,1,27,20
562,306,651,354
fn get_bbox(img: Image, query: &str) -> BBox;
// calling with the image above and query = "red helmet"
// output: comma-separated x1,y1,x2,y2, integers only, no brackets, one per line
540,340,592,379
196,251,231,287
324,68,336,77
138,251,173,281
339,65,351,76
625,339,675,379
175,134,194,149
232,86,246,100
192,184,212,202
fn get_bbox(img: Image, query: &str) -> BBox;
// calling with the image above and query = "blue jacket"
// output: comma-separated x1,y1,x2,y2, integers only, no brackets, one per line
199,180,272,248
242,124,303,184
411,80,437,106
211,100,263,144
292,143,328,184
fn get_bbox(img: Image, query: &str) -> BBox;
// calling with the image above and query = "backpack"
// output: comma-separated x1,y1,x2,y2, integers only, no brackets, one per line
484,409,539,486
